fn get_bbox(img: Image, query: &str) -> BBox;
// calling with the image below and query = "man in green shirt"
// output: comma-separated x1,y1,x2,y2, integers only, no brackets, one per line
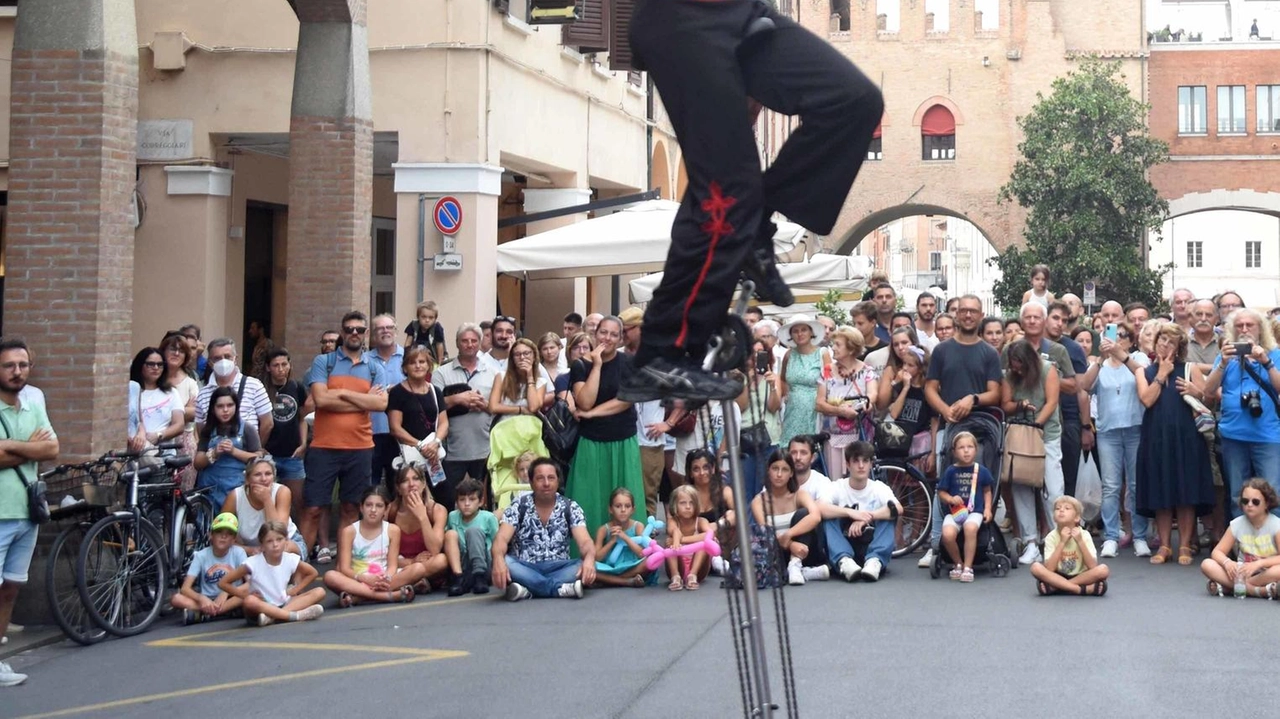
0,338,58,688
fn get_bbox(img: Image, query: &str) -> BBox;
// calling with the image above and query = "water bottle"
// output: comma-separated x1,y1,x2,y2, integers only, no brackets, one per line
1234,560,1247,599
422,433,447,487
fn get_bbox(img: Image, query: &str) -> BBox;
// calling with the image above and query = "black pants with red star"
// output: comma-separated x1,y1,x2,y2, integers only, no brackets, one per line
629,0,883,364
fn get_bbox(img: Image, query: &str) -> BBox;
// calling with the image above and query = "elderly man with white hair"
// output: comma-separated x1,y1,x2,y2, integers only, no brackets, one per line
755,318,786,365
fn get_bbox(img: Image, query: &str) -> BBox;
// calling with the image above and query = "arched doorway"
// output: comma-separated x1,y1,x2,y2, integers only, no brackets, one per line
1155,193,1280,309
650,141,672,200
833,204,1004,313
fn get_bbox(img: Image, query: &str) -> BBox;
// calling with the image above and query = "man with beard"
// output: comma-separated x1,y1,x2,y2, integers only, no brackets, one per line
0,338,59,687
871,283,897,345
914,292,939,351
919,295,1002,568
1061,292,1099,357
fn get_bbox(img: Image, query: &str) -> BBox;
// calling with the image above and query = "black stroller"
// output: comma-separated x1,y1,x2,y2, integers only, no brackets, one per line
930,408,1014,579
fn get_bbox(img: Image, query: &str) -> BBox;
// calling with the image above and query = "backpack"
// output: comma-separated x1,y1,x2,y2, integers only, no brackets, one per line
539,398,579,464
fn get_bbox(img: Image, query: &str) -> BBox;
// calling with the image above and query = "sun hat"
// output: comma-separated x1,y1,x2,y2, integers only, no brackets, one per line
779,314,826,348
618,306,644,328
210,512,240,534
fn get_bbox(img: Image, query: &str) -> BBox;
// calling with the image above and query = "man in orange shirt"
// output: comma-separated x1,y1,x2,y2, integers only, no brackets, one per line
300,310,388,555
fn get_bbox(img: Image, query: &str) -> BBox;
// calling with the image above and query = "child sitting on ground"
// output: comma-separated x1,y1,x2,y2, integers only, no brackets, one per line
593,488,653,588
1201,478,1280,597
937,432,995,583
1030,496,1110,596
667,485,714,591
445,478,500,596
325,486,419,606
220,520,327,625
171,512,247,625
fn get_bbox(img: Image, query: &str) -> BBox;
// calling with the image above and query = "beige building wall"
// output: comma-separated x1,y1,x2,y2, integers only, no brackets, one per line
102,0,671,353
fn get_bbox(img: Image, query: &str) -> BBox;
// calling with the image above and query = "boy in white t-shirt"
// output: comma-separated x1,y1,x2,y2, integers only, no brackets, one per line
818,441,901,582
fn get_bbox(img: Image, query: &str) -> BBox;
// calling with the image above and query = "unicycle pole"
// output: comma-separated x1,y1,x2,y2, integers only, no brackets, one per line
706,281,774,719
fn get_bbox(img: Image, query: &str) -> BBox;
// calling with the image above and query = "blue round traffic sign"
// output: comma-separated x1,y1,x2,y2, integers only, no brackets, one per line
433,196,462,236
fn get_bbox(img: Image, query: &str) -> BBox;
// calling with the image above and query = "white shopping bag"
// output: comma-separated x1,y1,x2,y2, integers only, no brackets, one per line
1077,452,1102,522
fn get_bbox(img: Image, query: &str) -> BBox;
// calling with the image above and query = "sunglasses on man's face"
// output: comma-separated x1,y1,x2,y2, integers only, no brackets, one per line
1241,497,1264,507
342,326,367,335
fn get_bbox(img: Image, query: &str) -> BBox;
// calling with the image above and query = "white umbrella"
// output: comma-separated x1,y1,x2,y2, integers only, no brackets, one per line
628,253,873,304
495,199,807,280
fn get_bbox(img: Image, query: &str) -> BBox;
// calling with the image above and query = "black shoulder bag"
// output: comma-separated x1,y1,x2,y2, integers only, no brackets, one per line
0,411,50,525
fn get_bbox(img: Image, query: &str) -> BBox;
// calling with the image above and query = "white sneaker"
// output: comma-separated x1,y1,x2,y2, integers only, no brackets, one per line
556,580,584,599
861,558,883,582
838,557,861,582
1100,540,1119,558
710,556,729,576
801,565,831,582
505,582,532,602
1134,539,1152,558
0,661,28,687
1019,543,1042,565
294,605,324,622
257,614,276,627
917,548,934,568
787,559,805,586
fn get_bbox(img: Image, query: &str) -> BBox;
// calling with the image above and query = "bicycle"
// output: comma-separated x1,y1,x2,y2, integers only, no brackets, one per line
75,442,199,638
40,456,124,645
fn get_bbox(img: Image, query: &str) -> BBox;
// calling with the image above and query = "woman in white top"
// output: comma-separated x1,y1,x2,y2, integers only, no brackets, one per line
751,450,825,586
537,332,563,384
161,333,200,489
127,347,185,454
222,457,306,558
489,338,550,420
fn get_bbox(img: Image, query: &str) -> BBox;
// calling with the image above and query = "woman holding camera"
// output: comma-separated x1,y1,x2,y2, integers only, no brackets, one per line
1201,308,1280,518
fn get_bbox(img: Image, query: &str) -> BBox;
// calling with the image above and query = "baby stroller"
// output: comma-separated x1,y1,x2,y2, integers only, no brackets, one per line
930,407,1014,579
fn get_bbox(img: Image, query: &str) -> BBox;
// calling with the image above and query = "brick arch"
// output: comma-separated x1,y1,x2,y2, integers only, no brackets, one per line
911,95,966,128
1165,189,1280,221
651,140,672,200
832,203,999,256
675,155,688,200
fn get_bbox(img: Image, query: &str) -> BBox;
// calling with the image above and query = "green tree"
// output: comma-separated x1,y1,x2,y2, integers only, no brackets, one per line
814,288,849,327
990,60,1171,314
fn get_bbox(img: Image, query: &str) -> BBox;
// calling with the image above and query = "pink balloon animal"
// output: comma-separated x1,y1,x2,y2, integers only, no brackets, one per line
642,528,722,571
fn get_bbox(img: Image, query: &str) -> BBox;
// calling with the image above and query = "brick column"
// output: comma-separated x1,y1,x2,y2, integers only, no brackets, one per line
6,0,139,460
285,0,373,352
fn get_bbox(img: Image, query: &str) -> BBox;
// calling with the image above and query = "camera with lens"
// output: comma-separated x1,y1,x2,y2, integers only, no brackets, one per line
1241,390,1263,418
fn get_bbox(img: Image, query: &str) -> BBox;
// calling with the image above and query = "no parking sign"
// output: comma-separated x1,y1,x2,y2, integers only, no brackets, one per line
433,196,462,236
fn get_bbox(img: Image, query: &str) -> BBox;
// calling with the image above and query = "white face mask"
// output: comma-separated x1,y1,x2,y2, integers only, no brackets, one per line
212,358,237,378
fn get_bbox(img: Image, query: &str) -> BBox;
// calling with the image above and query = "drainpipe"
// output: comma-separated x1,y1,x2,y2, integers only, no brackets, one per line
417,194,427,303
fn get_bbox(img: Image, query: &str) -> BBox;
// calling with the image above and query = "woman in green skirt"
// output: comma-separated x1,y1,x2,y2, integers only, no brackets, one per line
568,316,645,535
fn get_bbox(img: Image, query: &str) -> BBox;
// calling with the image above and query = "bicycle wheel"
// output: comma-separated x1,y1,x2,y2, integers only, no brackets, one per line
45,522,108,646
875,463,933,558
172,494,215,583
76,515,168,637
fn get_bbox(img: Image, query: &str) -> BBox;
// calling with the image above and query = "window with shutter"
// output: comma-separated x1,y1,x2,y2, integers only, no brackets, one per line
609,0,637,71
563,0,610,52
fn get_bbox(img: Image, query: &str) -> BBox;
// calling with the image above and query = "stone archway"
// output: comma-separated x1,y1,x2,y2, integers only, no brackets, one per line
650,140,672,199
1165,189,1280,221
832,203,1000,255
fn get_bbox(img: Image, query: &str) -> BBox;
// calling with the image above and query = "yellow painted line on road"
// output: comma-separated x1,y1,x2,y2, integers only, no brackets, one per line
14,655,445,719
18,594,488,719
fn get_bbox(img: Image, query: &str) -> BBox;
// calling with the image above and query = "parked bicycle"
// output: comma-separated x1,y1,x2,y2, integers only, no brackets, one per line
74,441,210,638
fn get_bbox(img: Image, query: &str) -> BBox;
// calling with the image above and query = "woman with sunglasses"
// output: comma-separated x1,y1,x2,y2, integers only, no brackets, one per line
1079,320,1150,559
1202,479,1280,597
127,347,185,456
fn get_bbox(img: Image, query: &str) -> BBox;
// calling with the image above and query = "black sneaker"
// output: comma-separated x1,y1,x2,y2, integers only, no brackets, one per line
447,572,472,597
619,357,742,403
741,220,794,307
471,571,490,595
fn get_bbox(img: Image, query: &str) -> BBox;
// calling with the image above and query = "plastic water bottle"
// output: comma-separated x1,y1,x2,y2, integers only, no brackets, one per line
1234,560,1247,599
423,433,447,487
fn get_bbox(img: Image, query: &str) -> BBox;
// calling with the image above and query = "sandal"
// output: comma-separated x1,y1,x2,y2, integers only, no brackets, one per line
959,567,975,583
1177,546,1195,566
1084,580,1107,596
339,592,354,608
1150,546,1173,565
685,573,700,591
1036,581,1059,596
629,575,646,588
668,578,684,592
396,585,416,603
949,566,963,581
413,579,431,596
1206,580,1224,597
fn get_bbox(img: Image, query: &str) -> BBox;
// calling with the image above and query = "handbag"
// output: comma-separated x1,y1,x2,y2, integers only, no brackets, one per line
1181,364,1216,436
0,411,50,525
539,397,580,463
874,418,911,458
665,405,696,438
1002,418,1046,489
740,422,772,455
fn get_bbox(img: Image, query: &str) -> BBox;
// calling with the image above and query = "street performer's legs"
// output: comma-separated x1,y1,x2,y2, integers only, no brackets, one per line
621,0,882,403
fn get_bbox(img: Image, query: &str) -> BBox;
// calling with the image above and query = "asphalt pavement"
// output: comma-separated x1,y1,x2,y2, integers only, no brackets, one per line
3,550,1276,719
